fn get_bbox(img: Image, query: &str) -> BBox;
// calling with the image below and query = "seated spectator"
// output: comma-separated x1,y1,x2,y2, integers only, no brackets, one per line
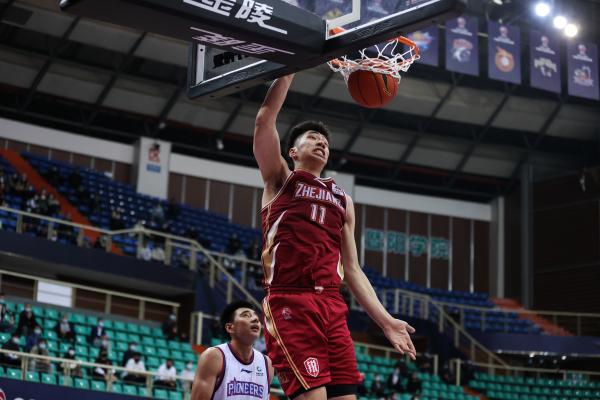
151,245,166,263
89,318,106,347
162,313,177,337
121,342,138,367
388,364,404,392
1,333,22,368
57,213,76,243
29,338,52,373
54,314,75,343
370,374,387,399
25,324,43,351
0,293,14,333
92,350,116,383
246,238,261,261
60,347,82,377
99,334,111,352
47,194,60,215
44,166,61,186
406,371,422,394
37,189,49,215
110,209,125,230
123,352,146,384
154,358,177,389
94,235,109,251
149,203,165,225
227,233,242,254
138,241,152,261
25,194,38,213
180,362,195,393
16,303,38,336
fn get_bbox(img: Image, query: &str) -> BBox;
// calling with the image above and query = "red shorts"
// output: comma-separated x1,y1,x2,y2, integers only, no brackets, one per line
262,288,361,397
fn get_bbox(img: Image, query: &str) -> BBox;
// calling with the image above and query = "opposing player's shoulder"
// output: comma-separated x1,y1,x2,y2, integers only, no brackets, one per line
198,346,224,373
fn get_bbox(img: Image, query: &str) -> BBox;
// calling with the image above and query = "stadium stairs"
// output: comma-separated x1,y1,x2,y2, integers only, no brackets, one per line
492,298,572,337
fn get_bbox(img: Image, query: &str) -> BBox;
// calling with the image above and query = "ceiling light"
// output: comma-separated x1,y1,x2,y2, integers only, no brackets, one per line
564,24,579,37
492,0,503,5
553,15,567,29
534,2,551,17
216,138,224,151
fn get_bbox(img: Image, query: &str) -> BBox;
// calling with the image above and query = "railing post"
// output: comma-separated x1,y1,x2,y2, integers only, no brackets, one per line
209,262,216,287
455,359,462,386
47,221,54,240
394,289,400,314
165,238,172,266
482,310,486,332
577,316,581,336
470,342,475,361
190,247,197,271
241,260,247,287
438,309,444,333
454,324,459,348
105,235,112,252
16,214,23,233
146,374,152,395
197,312,204,345
227,280,233,303
460,308,464,326
76,227,84,247
433,354,439,376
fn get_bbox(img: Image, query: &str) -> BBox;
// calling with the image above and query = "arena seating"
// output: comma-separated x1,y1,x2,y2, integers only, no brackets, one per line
1,299,195,399
468,371,600,400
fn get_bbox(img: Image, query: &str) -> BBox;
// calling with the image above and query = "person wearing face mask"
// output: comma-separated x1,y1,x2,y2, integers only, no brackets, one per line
25,324,43,352
29,338,52,373
89,318,106,347
60,347,82,377
16,303,38,337
180,362,195,393
123,352,146,384
122,341,138,366
155,358,177,389
162,313,178,337
99,334,111,352
54,314,75,343
93,350,117,383
1,333,22,367
0,293,14,333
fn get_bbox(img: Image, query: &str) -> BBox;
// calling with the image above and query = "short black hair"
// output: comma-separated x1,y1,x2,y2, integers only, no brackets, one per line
286,121,331,155
220,300,256,337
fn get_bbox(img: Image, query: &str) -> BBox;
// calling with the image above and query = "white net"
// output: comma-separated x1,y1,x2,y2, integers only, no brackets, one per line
327,36,420,83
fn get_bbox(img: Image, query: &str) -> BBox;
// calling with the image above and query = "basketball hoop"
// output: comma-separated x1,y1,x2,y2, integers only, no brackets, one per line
327,33,421,83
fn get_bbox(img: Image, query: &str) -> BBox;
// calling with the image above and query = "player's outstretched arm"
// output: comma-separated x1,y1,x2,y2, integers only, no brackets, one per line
253,75,293,188
341,195,417,360
190,347,223,400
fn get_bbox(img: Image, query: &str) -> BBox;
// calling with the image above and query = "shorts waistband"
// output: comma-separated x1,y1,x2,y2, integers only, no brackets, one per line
266,285,340,294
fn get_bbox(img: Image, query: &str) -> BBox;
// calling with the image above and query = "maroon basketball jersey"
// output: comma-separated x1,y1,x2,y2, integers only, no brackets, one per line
260,169,347,289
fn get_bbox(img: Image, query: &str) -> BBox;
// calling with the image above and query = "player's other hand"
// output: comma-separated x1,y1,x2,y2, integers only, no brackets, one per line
382,318,416,360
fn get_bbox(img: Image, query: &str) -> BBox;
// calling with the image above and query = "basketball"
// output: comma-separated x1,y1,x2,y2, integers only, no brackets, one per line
347,70,399,108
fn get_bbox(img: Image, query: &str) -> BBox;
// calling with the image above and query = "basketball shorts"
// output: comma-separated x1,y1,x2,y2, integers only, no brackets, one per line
262,288,361,397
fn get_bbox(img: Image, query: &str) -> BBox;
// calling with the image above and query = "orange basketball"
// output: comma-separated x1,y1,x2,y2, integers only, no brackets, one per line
347,70,399,108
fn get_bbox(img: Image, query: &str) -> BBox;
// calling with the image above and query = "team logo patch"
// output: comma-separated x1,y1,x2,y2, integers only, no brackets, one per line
281,307,292,321
304,357,320,377
331,183,344,196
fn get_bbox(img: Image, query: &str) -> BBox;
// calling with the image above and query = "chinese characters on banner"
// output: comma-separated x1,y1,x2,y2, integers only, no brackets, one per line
530,30,561,93
567,41,599,100
190,27,295,55
488,21,521,84
445,16,479,76
364,229,450,260
407,26,439,67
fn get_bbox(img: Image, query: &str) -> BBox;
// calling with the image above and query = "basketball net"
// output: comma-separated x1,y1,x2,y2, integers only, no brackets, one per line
327,31,420,83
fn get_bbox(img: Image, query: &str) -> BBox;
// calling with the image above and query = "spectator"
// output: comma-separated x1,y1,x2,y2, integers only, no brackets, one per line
371,374,387,399
388,364,404,392
123,352,146,384
29,338,52,373
47,194,60,215
151,245,166,263
1,333,22,368
441,364,454,385
92,350,116,383
162,313,177,337
99,334,111,352
227,233,242,254
54,314,75,343
25,324,43,351
60,347,82,377
57,213,76,243
89,318,106,347
37,189,49,215
180,361,195,393
0,293,14,333
138,241,152,261
44,166,61,186
110,209,125,231
16,304,38,337
150,203,165,225
246,238,261,261
121,342,138,367
406,371,422,394
94,235,109,251
155,358,177,389
25,194,38,213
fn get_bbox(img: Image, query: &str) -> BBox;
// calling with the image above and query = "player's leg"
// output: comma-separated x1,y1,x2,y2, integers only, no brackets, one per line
293,386,327,400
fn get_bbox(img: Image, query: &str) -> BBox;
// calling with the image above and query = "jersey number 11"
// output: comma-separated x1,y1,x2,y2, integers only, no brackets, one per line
310,204,326,224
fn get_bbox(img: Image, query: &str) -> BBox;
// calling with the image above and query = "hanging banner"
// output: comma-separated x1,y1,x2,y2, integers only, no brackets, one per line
530,30,561,93
408,26,439,67
567,41,599,100
488,21,521,84
446,16,479,76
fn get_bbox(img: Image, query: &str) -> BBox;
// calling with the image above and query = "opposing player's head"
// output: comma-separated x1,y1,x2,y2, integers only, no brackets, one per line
221,300,261,345
287,121,331,172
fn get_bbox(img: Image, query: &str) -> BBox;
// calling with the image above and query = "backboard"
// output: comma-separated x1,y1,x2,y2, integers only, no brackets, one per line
188,0,465,98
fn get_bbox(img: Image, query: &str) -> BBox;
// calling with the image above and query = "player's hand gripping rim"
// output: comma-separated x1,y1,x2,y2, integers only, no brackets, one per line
382,318,417,360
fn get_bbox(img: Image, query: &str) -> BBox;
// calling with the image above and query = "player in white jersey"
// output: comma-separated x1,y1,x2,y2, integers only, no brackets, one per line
191,301,274,400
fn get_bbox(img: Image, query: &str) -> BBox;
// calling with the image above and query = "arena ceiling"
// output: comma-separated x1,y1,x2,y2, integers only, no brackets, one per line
0,0,599,202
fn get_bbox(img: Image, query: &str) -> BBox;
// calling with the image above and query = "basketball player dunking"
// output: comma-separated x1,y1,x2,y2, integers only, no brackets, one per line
192,301,274,400
255,74,416,400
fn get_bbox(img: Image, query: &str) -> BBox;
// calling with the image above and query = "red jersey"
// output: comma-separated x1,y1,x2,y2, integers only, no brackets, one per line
260,169,347,289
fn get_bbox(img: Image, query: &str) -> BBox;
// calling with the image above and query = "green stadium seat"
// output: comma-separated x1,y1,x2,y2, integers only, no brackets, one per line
184,352,197,363
87,316,98,326
210,338,222,347
43,319,56,330
70,313,86,325
152,327,163,337
103,320,114,329
0,332,11,342
154,389,169,399
91,380,106,391
25,371,39,382
123,385,138,395
89,347,100,359
155,338,167,348
168,341,181,350
41,373,57,384
147,356,160,368
74,325,88,335
6,368,21,379
46,340,58,352
142,336,155,346
45,308,60,320
128,334,141,343
32,305,43,316
75,335,86,345
171,350,183,360
145,346,157,356
169,391,183,400
59,342,71,353
126,323,139,333
105,330,115,340
116,332,128,342
158,348,170,358
116,341,128,352
59,375,72,386
74,378,90,389
75,345,88,356
139,325,152,335
138,386,149,397
112,383,123,393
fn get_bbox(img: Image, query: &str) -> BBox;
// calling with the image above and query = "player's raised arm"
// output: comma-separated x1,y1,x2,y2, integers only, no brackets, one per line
190,348,223,400
341,195,417,360
253,75,293,187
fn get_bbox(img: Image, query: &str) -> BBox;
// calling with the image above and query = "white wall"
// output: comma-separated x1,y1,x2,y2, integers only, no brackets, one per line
0,118,492,221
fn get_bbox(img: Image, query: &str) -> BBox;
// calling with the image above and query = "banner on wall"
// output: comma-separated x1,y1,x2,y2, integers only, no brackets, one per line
407,26,439,66
530,30,561,93
364,229,449,260
567,41,599,100
445,16,479,76
488,21,521,84
133,137,172,200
